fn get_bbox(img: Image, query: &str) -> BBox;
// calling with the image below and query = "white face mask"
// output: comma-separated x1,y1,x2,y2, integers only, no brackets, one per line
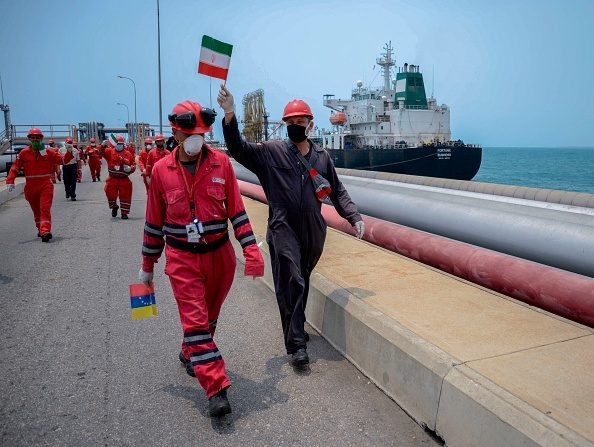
146,144,152,150
116,144,124,152
182,134,204,156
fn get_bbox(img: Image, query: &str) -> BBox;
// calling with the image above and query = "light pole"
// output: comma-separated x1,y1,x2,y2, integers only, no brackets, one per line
116,102,130,126
117,75,137,144
157,0,163,134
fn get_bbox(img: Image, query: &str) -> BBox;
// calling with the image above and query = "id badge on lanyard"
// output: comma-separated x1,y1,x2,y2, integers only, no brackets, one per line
178,158,204,242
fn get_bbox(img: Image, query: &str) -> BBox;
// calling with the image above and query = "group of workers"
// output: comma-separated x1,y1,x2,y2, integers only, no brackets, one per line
6,85,366,419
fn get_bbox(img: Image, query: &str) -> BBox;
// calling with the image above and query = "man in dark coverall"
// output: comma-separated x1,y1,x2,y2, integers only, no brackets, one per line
218,85,365,367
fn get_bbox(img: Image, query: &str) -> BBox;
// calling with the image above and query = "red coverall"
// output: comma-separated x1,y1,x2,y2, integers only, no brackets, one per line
138,148,150,192
85,145,102,181
76,148,86,182
145,147,171,178
142,145,264,398
6,146,64,236
47,144,61,183
101,147,136,215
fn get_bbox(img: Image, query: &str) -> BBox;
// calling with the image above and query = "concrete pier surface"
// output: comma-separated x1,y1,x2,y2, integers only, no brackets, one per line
0,171,437,446
238,199,594,447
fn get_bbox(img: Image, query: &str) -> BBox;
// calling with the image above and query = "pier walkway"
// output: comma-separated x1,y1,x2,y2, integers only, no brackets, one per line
1,168,593,447
0,172,437,447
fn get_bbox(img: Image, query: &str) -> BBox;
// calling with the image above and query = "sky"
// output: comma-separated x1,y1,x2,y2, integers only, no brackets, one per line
1,0,593,147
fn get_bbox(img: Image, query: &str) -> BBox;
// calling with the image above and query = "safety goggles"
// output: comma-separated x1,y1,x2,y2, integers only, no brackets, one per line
168,108,217,129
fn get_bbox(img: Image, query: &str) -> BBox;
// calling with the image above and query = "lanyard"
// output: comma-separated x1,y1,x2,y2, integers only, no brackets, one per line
176,150,203,219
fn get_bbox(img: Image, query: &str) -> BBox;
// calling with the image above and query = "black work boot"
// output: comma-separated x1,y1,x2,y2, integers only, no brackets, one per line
178,352,195,377
121,214,129,220
111,205,119,217
291,348,309,367
208,389,231,417
41,233,53,243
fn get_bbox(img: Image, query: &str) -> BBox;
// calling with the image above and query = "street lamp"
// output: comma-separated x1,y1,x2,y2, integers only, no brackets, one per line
157,0,163,134
116,102,130,126
117,75,137,145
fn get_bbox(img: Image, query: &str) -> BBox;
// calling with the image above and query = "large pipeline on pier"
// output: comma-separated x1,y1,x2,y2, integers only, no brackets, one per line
238,181,594,328
232,162,594,278
336,168,594,208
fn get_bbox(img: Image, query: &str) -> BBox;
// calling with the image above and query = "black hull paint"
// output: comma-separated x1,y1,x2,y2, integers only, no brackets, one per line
326,145,482,180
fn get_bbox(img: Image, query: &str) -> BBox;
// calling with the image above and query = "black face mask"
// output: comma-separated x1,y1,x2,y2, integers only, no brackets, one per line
287,124,308,143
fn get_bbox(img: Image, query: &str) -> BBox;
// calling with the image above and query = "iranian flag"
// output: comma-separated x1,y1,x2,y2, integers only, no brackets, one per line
108,133,118,148
197,35,233,80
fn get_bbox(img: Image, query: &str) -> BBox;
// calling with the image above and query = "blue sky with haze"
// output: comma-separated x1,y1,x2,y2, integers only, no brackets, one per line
1,0,593,147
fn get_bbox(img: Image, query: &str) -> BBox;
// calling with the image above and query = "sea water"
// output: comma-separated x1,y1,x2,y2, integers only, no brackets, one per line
474,147,594,194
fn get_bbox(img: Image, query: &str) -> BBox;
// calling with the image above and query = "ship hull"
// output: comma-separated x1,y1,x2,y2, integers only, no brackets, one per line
326,145,482,180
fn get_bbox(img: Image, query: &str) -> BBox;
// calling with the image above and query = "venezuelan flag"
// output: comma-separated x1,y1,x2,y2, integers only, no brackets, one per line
129,283,158,319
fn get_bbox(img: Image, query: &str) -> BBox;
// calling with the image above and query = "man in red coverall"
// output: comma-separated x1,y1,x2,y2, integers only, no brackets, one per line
138,100,265,417
85,138,102,182
47,139,62,183
144,134,170,184
6,128,65,242
101,135,136,219
75,143,86,182
138,137,153,192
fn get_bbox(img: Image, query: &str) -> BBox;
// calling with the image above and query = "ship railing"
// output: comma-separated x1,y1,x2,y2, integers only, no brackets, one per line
395,105,429,110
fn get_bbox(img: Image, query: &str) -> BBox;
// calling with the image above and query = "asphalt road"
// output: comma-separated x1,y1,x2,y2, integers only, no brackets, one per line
0,166,439,447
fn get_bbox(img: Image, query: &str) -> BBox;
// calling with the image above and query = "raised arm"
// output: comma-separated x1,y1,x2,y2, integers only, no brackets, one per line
218,85,266,175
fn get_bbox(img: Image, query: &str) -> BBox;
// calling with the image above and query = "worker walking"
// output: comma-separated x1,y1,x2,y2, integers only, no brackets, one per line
218,85,365,368
85,138,102,181
101,135,136,219
138,137,152,193
6,128,65,242
47,139,62,183
60,137,80,201
138,100,264,417
75,143,86,182
144,134,170,184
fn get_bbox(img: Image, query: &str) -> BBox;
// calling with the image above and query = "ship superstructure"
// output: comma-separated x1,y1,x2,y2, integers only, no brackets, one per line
320,42,481,180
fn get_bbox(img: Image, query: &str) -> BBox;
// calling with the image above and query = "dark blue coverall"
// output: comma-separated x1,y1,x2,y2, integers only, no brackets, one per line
222,116,362,354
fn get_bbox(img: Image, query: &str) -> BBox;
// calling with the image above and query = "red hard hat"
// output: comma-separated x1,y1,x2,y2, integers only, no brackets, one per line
116,135,125,143
282,100,313,121
155,134,165,141
144,137,153,144
28,127,44,138
168,100,216,135
65,137,73,144
89,137,96,143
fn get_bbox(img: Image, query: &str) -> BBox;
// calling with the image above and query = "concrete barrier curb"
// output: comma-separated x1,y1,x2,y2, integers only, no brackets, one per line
231,200,593,447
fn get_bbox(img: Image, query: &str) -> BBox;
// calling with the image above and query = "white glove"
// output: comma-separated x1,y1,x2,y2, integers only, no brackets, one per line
146,176,151,186
138,269,153,287
217,85,235,113
354,220,365,239
123,164,131,173
7,184,15,192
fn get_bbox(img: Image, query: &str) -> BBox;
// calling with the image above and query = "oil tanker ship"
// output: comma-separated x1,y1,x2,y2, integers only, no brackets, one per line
318,42,482,180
